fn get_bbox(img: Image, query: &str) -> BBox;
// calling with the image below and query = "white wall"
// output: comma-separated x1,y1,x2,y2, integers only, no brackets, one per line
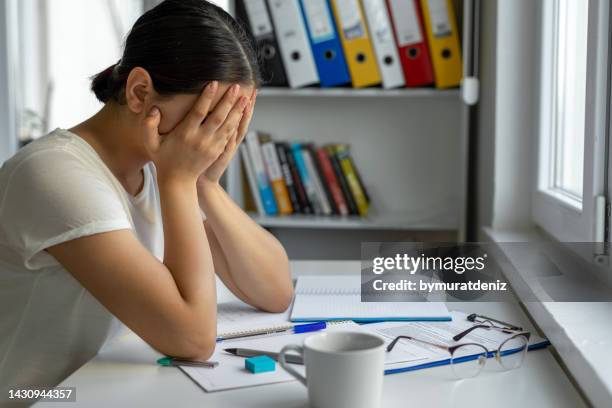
477,0,541,234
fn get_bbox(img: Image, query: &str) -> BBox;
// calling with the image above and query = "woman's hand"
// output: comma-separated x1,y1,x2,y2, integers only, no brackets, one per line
144,81,249,185
198,89,257,188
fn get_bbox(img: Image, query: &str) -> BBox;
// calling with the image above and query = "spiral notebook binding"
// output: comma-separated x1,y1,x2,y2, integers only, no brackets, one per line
218,320,352,340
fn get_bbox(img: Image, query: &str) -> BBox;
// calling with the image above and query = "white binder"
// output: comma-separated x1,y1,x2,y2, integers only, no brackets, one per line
360,0,405,88
267,0,320,88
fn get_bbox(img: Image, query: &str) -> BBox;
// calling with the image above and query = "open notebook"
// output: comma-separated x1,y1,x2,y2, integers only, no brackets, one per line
290,275,451,322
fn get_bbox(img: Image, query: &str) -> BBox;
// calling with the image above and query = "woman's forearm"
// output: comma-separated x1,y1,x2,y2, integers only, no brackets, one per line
198,182,293,312
158,178,217,324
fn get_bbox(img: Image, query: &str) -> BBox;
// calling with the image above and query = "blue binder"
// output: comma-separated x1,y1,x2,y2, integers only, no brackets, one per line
298,0,351,87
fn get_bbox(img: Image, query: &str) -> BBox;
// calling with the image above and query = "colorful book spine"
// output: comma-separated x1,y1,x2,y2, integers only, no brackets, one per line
285,143,313,214
307,144,338,215
302,145,332,215
245,131,278,215
275,142,302,213
291,143,323,214
259,133,293,214
315,147,349,216
239,144,265,215
334,144,369,216
326,145,359,215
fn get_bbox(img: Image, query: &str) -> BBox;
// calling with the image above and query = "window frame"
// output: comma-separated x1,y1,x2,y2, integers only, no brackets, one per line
0,0,18,162
533,0,610,243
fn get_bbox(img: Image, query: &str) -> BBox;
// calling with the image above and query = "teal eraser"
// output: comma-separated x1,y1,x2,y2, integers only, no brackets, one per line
245,355,276,374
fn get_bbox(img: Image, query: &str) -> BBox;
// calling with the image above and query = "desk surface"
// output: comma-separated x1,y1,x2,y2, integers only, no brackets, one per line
39,261,586,408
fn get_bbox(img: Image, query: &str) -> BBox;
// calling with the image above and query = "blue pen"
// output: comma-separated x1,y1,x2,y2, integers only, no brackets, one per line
217,321,327,342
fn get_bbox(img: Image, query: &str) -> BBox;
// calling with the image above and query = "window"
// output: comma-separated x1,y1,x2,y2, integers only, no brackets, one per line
533,0,609,243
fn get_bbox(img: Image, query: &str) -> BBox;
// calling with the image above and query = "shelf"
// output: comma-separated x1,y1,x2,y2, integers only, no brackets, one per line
249,211,457,231
257,87,461,98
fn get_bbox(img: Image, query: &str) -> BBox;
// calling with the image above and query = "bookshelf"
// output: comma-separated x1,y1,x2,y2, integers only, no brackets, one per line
226,0,469,259
257,87,461,99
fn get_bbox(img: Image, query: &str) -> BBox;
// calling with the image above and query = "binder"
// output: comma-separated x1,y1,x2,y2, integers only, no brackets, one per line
298,0,351,87
419,0,462,88
267,0,320,88
291,143,323,214
275,143,302,213
240,144,265,215
360,0,405,89
235,0,288,86
329,0,381,88
245,131,278,215
259,133,293,214
386,0,435,87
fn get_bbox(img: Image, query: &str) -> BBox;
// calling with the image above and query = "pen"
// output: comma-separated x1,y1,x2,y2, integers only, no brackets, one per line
224,348,304,365
157,356,219,368
216,321,327,342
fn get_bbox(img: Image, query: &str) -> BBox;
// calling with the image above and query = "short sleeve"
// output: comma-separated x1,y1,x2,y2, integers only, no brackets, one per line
0,150,132,269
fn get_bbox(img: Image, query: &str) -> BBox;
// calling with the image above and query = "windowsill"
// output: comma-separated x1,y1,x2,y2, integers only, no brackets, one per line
483,227,612,407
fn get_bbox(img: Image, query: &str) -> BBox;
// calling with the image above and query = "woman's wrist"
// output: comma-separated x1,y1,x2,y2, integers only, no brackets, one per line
158,174,199,198
197,179,224,211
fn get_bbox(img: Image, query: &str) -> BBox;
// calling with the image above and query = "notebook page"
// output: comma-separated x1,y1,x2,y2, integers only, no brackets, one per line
291,275,450,321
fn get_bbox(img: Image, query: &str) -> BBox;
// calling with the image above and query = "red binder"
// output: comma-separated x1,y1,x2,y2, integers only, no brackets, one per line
386,0,434,87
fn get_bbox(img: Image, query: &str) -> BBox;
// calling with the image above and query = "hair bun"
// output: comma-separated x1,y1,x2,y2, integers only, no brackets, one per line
91,63,118,103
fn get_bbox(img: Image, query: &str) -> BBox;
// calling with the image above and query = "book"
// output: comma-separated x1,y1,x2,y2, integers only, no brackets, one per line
284,143,313,214
302,144,332,215
307,144,339,215
315,147,349,216
334,144,369,216
291,143,323,214
245,131,278,215
326,144,359,215
239,144,265,215
275,142,302,213
290,275,451,322
259,133,293,214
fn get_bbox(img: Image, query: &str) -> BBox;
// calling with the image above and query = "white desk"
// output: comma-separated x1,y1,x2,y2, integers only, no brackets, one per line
39,261,586,408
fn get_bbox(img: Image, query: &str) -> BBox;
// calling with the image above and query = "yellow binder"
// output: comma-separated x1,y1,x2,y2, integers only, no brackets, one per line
419,0,463,88
330,0,381,88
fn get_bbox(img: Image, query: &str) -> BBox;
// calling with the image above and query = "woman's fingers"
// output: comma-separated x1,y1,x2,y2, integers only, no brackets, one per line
218,96,248,143
143,106,162,154
201,84,241,133
237,90,256,144
184,81,218,130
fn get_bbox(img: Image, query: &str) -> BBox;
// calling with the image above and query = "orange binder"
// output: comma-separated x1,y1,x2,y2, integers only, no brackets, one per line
330,0,381,88
419,0,463,88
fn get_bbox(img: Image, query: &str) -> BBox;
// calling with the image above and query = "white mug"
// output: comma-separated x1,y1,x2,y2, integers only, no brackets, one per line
279,331,385,408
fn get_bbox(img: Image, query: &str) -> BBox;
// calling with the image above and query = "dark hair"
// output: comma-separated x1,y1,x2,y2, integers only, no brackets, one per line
91,0,261,103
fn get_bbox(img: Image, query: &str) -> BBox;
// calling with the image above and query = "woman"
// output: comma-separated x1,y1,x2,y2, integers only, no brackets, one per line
0,0,293,395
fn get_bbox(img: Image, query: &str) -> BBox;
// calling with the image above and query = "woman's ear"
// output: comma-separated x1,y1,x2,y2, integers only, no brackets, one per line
124,67,154,114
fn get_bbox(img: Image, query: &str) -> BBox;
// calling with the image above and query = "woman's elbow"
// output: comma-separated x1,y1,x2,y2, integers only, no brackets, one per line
158,324,217,361
262,282,294,313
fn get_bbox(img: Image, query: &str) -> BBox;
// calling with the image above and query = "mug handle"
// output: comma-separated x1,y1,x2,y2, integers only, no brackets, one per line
279,344,306,386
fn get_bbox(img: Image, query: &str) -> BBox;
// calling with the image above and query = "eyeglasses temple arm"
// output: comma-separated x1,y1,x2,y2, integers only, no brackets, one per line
387,335,450,352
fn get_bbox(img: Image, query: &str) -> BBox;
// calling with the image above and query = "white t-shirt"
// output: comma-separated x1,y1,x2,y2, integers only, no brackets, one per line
0,129,165,398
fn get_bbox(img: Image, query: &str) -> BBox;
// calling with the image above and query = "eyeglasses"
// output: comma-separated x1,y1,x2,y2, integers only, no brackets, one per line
386,325,531,379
